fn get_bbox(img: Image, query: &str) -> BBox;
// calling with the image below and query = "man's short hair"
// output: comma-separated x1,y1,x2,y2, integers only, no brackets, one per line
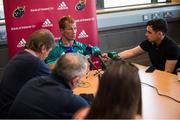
25,29,55,52
146,18,168,34
58,16,75,30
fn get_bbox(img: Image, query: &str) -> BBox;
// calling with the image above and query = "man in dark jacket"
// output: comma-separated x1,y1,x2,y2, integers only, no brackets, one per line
0,29,55,118
9,53,89,119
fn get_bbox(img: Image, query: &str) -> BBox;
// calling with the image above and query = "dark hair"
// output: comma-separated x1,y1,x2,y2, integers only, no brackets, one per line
86,60,142,119
58,16,75,30
52,53,88,82
146,18,168,33
25,29,55,52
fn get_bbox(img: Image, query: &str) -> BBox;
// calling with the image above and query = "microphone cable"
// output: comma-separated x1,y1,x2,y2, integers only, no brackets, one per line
141,82,180,103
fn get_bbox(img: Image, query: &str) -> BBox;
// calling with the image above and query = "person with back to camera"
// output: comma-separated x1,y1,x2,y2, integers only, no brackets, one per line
118,18,180,74
45,16,101,69
74,60,142,119
0,29,55,118
8,53,90,119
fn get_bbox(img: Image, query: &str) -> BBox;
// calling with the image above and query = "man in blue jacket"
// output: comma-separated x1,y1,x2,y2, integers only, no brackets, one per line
0,29,55,118
9,53,89,118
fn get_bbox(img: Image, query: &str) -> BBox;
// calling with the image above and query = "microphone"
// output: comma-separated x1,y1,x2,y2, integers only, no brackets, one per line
85,45,98,70
65,47,74,53
86,45,93,54
107,51,121,60
87,56,97,70
86,45,107,70
94,52,107,70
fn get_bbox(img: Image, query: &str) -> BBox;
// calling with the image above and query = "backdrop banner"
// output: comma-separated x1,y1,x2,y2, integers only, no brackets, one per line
3,0,99,57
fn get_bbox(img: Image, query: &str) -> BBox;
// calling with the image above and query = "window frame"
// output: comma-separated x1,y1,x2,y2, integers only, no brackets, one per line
96,0,171,9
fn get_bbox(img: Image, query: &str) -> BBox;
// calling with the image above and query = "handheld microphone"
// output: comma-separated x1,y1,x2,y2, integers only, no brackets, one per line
87,56,97,70
94,52,107,70
86,45,107,70
107,51,121,60
86,45,93,54
85,45,98,70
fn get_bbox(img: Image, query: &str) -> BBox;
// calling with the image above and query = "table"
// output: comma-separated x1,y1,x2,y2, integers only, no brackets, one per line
135,64,180,119
73,64,180,119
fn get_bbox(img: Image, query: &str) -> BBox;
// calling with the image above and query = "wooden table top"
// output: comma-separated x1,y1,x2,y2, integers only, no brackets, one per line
74,64,180,119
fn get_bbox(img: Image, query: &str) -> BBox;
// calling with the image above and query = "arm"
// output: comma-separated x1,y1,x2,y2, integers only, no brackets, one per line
164,60,178,73
91,46,101,54
45,44,64,70
48,62,56,70
46,57,58,70
118,46,145,59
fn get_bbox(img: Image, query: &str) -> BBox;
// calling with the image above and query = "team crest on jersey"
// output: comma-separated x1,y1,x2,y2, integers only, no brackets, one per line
75,0,86,11
13,6,25,18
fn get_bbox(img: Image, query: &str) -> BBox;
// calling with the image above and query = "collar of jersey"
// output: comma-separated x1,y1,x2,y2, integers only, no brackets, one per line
58,38,79,47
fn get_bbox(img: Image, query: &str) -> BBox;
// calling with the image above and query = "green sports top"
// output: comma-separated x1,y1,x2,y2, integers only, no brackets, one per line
45,38,100,64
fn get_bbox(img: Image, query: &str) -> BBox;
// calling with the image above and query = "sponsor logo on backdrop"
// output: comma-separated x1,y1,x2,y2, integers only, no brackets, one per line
57,1,68,10
42,19,53,28
30,7,54,12
13,6,25,18
17,38,26,48
4,0,98,57
75,17,95,23
11,25,36,31
75,0,86,11
78,30,88,38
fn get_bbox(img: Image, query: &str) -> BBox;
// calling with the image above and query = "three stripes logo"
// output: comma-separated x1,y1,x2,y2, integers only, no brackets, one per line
78,30,88,39
42,19,53,28
17,38,26,48
57,1,68,10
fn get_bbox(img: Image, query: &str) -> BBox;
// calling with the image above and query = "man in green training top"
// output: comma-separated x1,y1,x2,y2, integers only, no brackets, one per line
45,16,100,69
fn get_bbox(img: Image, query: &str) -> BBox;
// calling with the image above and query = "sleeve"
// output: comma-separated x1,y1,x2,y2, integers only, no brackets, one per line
166,43,179,60
139,40,151,52
91,46,101,54
45,45,64,64
36,60,51,76
70,95,89,111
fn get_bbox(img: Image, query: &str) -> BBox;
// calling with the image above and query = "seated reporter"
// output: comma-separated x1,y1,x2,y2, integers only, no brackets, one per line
74,60,142,119
0,29,55,118
9,53,89,119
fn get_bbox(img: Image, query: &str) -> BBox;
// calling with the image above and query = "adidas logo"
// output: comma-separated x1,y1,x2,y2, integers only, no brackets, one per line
78,30,88,39
57,1,68,10
42,19,53,28
17,38,26,48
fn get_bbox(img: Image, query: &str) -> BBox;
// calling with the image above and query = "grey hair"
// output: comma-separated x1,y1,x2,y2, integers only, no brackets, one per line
52,53,88,81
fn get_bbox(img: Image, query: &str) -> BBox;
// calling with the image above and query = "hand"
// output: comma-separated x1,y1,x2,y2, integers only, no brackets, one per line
101,53,111,62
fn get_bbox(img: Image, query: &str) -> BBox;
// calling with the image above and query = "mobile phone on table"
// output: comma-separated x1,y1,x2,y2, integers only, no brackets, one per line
145,66,155,73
